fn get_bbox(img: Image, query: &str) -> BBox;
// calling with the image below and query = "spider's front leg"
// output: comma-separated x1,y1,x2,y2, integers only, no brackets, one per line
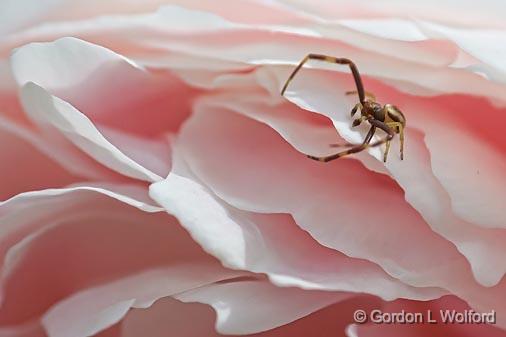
307,125,377,162
346,91,376,102
352,115,367,127
350,103,362,117
281,54,366,104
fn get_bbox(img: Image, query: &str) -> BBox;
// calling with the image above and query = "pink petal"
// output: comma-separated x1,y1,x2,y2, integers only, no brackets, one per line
10,37,197,180
175,279,354,334
175,100,464,284
4,5,501,101
0,320,45,337
276,0,506,29
0,187,224,327
0,0,301,37
122,289,383,337
19,82,163,182
42,266,241,337
150,169,445,300
11,37,195,138
172,100,506,327
0,118,77,200
276,63,506,286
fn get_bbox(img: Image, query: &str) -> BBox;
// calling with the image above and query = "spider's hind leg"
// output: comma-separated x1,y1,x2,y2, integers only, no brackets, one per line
385,122,404,160
383,140,391,162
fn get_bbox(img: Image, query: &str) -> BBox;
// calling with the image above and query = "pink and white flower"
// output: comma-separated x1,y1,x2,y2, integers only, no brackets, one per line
0,1,505,336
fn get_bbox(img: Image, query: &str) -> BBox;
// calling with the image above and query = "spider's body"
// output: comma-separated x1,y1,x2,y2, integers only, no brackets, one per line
281,53,406,162
357,101,405,127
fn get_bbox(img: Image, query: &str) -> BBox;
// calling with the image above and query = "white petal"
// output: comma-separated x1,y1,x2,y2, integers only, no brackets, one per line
175,279,353,335
6,6,505,102
276,0,506,29
42,266,241,337
275,62,506,286
19,82,162,182
10,37,142,90
0,185,237,332
171,101,506,327
150,173,248,270
152,171,446,299
418,21,506,83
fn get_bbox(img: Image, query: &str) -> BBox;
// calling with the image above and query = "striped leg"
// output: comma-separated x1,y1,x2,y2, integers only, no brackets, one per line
329,125,375,148
281,54,366,104
307,119,394,162
308,125,376,162
386,122,405,160
346,90,376,101
384,140,391,162
350,102,362,117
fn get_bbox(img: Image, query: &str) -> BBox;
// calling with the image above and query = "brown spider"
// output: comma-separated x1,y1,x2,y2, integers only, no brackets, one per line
281,53,405,163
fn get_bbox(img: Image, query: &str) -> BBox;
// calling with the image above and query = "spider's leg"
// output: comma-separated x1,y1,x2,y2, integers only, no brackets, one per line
367,119,395,148
281,54,366,104
384,140,391,162
351,103,362,117
308,125,377,162
363,125,376,144
386,122,405,160
328,124,375,148
352,115,368,127
308,119,393,162
345,90,376,101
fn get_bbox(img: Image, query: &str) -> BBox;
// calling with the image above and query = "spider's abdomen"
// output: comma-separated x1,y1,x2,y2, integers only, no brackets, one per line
372,106,386,122
384,104,406,125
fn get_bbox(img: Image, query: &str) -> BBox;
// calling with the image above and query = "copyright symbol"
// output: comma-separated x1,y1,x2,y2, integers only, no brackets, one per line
354,309,367,324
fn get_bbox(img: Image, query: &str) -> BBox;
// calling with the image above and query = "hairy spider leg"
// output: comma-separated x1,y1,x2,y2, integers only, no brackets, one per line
384,140,392,162
363,125,376,144
281,54,366,104
345,90,376,101
385,121,405,160
307,119,393,162
350,103,362,117
329,124,375,148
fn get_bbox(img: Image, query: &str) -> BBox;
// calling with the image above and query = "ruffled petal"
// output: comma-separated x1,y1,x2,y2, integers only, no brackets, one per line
0,186,226,329
19,82,162,182
42,266,241,337
176,279,353,335
150,169,445,300
0,117,78,200
270,58,506,283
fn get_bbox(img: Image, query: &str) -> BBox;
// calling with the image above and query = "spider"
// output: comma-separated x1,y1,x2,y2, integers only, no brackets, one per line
281,53,405,163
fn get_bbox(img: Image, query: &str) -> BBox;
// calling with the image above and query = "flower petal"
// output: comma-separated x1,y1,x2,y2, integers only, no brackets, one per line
150,170,445,300
0,186,224,327
11,37,194,139
171,100,506,328
176,279,353,335
275,63,506,286
0,117,77,200
42,266,241,337
122,288,383,337
19,82,162,182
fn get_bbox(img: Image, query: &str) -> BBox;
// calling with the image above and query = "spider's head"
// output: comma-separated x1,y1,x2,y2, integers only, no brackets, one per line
362,100,381,115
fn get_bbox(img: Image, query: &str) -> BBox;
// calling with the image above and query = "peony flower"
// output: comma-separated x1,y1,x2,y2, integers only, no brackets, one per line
0,1,505,336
